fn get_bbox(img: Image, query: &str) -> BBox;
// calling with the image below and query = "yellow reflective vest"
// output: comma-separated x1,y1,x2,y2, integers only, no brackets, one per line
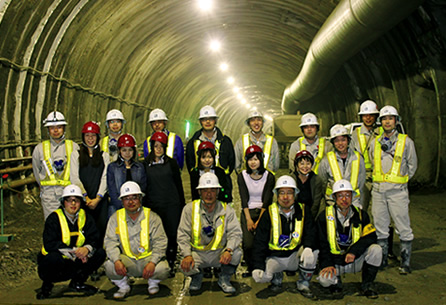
101,136,109,153
242,133,275,174
116,207,152,260
41,208,86,256
299,137,325,174
268,202,304,251
326,151,361,198
355,127,383,170
191,200,227,251
193,139,229,174
40,140,73,186
146,132,176,158
373,134,409,184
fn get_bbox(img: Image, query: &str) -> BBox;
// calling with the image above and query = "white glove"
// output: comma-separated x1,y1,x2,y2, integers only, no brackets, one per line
300,247,315,268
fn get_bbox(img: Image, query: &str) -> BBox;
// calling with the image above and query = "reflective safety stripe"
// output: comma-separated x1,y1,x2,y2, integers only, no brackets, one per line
326,151,361,198
101,136,109,153
41,209,86,256
191,200,226,251
146,133,176,158
40,140,73,186
299,138,325,174
193,139,229,174
326,206,361,255
268,202,304,251
373,134,408,184
242,134,275,174
117,207,152,260
356,128,371,170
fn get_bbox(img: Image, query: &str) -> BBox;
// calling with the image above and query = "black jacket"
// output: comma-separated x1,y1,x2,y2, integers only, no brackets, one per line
252,203,316,271
316,206,377,269
190,166,232,202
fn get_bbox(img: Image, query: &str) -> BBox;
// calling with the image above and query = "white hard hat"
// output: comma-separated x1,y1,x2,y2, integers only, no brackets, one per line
43,111,67,127
105,109,126,123
332,179,355,195
273,175,299,195
299,113,319,127
378,105,400,122
119,181,145,199
245,110,264,125
199,105,218,119
358,100,380,115
196,172,222,189
60,184,84,202
330,124,350,140
148,108,168,123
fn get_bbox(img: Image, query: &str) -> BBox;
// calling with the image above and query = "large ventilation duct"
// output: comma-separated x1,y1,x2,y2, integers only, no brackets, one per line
281,0,425,114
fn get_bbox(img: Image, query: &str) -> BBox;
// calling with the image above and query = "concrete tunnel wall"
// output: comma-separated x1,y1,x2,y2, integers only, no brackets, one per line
0,0,445,189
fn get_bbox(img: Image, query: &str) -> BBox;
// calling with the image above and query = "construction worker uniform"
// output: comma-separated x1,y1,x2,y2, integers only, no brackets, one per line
316,205,381,288
318,149,366,208
101,135,120,163
234,132,280,174
143,130,184,170
369,131,417,242
104,207,170,281
177,200,242,276
32,138,82,219
288,136,332,174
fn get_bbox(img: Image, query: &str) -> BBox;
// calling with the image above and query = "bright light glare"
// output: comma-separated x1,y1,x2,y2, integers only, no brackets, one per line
210,40,221,51
245,104,251,109
252,106,257,110
220,63,228,71
233,87,239,93
264,115,273,121
241,99,247,104
198,0,212,11
237,93,243,99
227,77,234,84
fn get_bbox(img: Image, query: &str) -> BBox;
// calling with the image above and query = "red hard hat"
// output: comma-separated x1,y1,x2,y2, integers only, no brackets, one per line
118,134,136,147
295,150,314,165
245,145,263,156
150,132,168,145
198,141,215,152
82,121,100,134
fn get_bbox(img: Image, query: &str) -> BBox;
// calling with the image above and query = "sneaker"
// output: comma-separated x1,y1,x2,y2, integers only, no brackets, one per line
148,284,160,295
398,265,411,275
218,276,236,294
68,281,98,295
36,282,53,300
113,287,130,299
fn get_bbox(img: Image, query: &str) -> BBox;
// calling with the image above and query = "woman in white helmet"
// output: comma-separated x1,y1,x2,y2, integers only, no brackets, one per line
101,109,126,162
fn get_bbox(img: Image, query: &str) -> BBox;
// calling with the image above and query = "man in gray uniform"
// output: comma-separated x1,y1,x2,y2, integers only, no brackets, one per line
234,110,280,174
370,105,417,274
32,111,81,219
178,172,242,294
104,181,170,299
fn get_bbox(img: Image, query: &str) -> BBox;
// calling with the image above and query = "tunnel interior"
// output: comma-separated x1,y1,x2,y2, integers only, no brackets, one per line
1,0,446,187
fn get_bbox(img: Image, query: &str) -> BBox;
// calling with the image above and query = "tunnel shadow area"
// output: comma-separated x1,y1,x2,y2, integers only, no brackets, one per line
309,281,396,301
411,251,446,272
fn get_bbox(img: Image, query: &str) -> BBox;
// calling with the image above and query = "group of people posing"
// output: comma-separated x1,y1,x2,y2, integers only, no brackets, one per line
31,99,417,300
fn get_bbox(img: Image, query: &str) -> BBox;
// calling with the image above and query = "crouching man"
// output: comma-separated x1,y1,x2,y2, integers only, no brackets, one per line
251,175,318,298
37,185,106,299
317,179,381,299
178,172,242,294
104,182,170,299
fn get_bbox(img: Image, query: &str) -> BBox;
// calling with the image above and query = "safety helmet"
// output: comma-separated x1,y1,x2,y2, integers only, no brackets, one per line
119,181,145,199
43,111,67,127
273,175,299,196
196,172,222,189
198,141,215,152
358,100,379,115
150,131,168,145
60,184,84,202
299,113,319,127
148,108,168,123
378,105,400,122
199,105,218,119
294,150,314,166
105,109,126,123
245,145,263,158
330,124,350,140
245,110,264,125
81,121,100,134
332,179,355,197
117,134,136,147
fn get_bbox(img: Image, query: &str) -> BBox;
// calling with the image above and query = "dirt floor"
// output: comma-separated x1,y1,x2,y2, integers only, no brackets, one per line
0,170,445,304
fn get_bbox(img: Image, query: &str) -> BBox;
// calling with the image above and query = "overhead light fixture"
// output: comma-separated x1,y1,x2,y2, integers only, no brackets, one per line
245,104,251,109
232,87,239,93
198,0,212,11
220,63,228,71
227,77,234,84
210,39,221,51
237,93,243,99
241,99,247,104
264,115,273,121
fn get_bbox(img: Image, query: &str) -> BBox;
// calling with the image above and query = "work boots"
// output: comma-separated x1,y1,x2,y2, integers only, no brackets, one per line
269,272,283,292
189,272,203,291
297,265,315,299
377,239,388,269
361,263,379,299
112,276,131,299
218,264,236,294
399,240,412,275
36,281,53,300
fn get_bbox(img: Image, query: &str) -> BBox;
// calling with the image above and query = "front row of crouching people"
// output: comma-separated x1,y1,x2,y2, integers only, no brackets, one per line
37,174,381,300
